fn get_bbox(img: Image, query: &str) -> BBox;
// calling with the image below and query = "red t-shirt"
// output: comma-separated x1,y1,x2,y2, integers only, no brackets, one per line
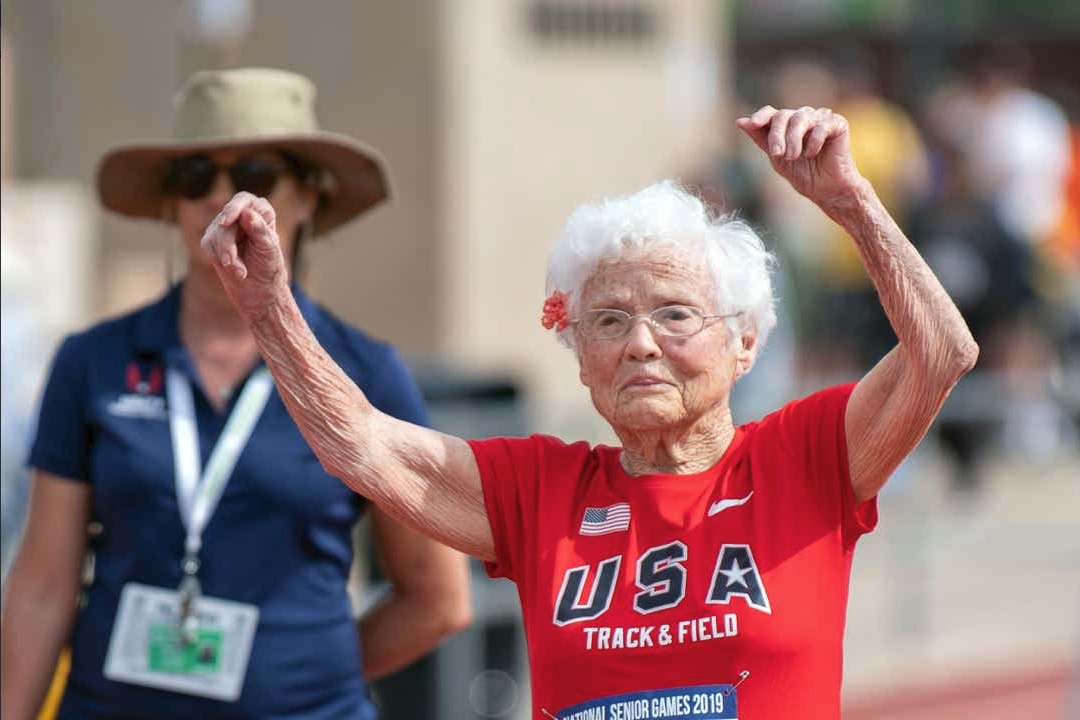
469,384,877,719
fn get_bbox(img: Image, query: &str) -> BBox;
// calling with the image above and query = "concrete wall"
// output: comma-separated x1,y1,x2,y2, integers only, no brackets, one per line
2,0,440,353
2,0,728,437
438,0,727,440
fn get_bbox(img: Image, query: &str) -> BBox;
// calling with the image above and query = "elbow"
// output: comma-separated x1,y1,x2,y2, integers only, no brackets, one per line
906,334,979,388
432,582,474,640
441,605,474,638
437,592,474,639
314,402,380,489
319,456,354,488
317,443,373,495
948,335,980,382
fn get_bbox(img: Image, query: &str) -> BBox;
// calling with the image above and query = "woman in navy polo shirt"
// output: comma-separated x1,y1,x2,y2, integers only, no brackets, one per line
0,68,471,719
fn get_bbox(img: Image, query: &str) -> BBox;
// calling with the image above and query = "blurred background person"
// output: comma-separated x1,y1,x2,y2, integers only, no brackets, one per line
958,42,1077,467
818,46,931,373
965,41,1071,253
909,79,1036,493
0,67,470,720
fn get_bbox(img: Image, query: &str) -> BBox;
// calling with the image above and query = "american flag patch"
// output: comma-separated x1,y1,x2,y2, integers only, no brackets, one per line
579,502,631,536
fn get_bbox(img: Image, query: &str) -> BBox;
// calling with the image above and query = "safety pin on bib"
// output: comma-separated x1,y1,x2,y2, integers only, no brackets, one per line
722,669,750,696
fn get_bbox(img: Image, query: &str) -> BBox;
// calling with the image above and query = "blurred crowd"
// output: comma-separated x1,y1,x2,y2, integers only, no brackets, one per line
697,40,1079,495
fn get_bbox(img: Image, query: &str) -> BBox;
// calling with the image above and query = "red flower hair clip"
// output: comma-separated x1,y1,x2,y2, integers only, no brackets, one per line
541,290,571,332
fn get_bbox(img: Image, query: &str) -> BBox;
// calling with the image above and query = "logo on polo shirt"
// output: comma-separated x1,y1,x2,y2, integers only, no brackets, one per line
125,361,163,395
108,361,167,420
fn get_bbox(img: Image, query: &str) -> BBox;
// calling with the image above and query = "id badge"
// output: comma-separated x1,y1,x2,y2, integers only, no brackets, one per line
553,684,738,720
103,582,258,701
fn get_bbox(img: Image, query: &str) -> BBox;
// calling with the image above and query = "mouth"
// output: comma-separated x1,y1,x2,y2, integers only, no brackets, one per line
622,376,671,391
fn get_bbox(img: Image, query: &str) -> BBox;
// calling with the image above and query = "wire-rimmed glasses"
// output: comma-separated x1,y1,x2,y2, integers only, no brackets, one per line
575,306,737,341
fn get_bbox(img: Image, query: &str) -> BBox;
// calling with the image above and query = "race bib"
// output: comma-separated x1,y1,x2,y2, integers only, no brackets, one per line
103,583,258,701
554,684,738,720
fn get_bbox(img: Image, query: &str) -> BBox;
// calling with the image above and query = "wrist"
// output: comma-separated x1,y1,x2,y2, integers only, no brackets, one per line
244,280,293,326
818,176,877,224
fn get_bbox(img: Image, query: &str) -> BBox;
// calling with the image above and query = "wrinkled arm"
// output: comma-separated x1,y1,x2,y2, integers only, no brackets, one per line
251,285,495,560
737,106,978,503
826,182,979,503
358,508,472,679
1,472,91,720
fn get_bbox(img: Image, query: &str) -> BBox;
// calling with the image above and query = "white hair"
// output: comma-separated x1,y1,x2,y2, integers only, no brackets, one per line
545,180,777,358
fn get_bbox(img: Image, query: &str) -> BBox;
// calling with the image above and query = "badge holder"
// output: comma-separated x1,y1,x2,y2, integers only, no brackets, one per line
102,368,271,700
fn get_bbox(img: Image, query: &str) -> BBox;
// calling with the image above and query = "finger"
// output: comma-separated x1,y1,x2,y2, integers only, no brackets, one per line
202,222,246,278
748,105,777,127
239,207,276,248
784,107,815,160
219,191,256,226
817,111,850,157
767,109,794,157
219,234,248,279
200,220,227,262
250,196,277,229
830,111,849,140
803,122,831,157
736,118,770,153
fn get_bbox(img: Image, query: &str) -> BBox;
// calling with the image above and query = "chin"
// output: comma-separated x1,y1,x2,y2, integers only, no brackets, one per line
612,398,682,432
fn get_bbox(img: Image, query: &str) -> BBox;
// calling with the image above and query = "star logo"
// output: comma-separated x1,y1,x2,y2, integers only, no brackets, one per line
719,558,753,589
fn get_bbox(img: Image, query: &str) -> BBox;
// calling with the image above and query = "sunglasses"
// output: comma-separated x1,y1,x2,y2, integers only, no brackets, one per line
163,154,297,200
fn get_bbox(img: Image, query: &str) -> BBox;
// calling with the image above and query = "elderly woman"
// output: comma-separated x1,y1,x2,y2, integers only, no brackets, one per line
1,68,470,720
202,106,977,718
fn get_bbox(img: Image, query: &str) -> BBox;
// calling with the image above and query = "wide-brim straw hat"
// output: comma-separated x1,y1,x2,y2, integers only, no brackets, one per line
96,67,389,236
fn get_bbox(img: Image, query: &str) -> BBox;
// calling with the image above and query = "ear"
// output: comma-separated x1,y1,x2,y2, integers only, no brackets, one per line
577,347,591,388
733,329,758,379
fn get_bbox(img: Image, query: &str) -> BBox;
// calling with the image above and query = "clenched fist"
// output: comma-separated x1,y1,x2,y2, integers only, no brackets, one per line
201,191,290,318
737,105,865,211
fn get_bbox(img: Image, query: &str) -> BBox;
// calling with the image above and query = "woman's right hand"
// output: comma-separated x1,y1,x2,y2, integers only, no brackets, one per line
201,191,290,319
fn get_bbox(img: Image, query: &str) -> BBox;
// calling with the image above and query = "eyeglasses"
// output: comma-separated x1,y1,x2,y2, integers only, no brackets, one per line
163,154,296,200
575,306,737,341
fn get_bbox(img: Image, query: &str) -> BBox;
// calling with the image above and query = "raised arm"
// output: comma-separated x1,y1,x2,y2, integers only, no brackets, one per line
738,106,978,503
201,193,494,560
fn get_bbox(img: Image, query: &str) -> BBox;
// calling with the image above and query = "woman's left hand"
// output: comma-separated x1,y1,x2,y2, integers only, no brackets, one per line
737,105,864,210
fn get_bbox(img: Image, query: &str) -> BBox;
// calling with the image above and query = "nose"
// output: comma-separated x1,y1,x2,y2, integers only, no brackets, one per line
623,317,662,361
205,168,234,206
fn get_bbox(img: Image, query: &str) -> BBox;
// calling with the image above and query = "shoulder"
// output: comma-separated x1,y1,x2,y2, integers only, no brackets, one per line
468,433,599,475
746,383,857,447
49,295,168,368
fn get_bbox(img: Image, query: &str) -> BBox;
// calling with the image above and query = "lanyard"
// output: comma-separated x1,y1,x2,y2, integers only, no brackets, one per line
167,366,274,558
166,365,274,642
166,367,274,557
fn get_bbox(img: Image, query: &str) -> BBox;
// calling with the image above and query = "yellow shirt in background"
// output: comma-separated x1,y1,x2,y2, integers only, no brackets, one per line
825,97,927,288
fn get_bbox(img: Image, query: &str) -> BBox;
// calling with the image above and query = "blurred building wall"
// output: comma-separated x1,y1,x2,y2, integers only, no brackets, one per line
439,0,728,441
2,0,729,439
1,0,441,350
1,31,12,182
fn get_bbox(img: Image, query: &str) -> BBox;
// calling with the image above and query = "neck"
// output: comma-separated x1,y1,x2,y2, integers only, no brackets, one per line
616,403,736,476
179,265,259,341
178,265,274,409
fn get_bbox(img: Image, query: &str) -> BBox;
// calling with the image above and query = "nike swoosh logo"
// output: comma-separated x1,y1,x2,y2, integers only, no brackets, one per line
707,491,754,517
